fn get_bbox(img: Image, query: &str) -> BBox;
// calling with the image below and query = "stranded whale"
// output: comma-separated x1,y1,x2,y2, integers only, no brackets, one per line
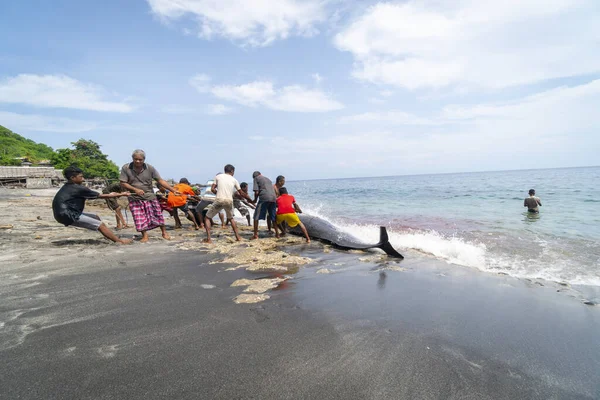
290,214,404,259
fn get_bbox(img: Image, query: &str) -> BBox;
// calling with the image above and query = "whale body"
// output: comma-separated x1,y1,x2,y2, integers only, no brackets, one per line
290,214,404,259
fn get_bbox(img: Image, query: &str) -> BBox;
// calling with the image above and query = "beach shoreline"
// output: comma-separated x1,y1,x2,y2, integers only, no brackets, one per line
1,189,599,399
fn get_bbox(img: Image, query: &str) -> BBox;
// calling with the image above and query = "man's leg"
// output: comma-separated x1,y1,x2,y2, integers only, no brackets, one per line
187,210,200,229
246,214,251,226
230,219,241,241
298,222,311,243
173,208,182,229
252,220,259,240
159,225,171,240
99,223,132,244
115,206,128,229
218,212,225,227
267,218,272,233
203,216,213,243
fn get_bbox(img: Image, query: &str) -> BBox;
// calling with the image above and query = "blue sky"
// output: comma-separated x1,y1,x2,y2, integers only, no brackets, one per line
1,0,599,182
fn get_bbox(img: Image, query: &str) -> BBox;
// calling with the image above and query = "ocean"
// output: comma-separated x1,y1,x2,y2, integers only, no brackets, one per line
286,166,600,286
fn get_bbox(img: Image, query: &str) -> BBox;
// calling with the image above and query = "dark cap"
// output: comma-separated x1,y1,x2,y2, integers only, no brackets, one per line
529,189,535,195
252,171,261,178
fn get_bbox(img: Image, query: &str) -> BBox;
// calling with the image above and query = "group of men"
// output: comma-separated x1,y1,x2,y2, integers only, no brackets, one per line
52,149,311,244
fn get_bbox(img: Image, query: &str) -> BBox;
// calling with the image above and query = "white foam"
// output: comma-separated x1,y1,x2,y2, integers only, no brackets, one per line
302,208,600,287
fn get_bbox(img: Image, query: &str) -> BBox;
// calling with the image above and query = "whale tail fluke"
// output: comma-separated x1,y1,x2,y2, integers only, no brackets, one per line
376,227,404,259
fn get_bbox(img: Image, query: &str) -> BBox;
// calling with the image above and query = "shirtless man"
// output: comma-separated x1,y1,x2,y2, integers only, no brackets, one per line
524,189,542,213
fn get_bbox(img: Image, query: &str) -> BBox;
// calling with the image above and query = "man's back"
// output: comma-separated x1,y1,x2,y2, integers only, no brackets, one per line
254,175,276,202
524,196,541,211
215,174,240,201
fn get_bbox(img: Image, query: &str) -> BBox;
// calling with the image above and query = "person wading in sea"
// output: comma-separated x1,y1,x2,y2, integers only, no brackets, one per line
524,189,542,213
119,149,180,242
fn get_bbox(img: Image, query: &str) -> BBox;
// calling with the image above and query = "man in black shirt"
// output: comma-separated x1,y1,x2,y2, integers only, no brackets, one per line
52,166,132,244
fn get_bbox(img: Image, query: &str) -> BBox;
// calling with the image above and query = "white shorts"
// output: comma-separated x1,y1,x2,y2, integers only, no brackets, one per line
205,199,234,220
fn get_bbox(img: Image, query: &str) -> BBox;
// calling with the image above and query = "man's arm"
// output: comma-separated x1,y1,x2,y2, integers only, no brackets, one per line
157,179,180,195
536,198,542,206
121,181,144,197
524,199,528,207
99,191,130,199
238,189,254,203
293,201,302,214
210,182,217,194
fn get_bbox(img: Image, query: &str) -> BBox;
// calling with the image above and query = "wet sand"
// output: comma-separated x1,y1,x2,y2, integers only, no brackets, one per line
1,189,599,399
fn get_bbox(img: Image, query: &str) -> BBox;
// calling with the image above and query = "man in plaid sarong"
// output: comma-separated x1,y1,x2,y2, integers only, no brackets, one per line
119,149,180,242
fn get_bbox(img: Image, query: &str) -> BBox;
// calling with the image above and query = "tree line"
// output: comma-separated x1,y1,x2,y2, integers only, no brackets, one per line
0,125,119,179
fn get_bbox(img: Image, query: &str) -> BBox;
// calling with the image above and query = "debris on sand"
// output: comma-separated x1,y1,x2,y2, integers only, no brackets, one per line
231,277,285,293
316,268,334,274
233,293,270,304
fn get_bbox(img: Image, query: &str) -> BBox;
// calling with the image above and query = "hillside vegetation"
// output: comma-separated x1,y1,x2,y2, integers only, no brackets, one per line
0,125,119,179
0,125,55,165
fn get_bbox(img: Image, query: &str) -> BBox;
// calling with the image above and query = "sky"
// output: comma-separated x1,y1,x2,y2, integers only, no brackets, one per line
0,0,599,182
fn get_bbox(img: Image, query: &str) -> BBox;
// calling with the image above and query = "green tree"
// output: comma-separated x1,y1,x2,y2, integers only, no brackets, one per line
52,139,119,179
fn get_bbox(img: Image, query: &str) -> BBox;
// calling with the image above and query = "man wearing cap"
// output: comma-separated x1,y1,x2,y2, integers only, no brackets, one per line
251,171,279,239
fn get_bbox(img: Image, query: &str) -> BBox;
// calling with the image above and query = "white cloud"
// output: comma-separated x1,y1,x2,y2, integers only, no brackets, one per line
312,73,323,83
342,79,600,131
211,81,275,106
291,79,600,172
147,0,327,46
0,74,134,112
334,0,600,90
193,76,344,112
0,111,98,133
207,104,233,115
161,104,197,114
189,74,211,93
338,110,440,125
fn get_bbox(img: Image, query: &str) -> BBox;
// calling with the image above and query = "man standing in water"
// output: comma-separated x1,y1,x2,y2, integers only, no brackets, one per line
524,189,542,213
120,149,180,242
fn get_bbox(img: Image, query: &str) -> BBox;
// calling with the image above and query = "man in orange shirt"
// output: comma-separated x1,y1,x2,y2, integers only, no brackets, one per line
167,178,201,230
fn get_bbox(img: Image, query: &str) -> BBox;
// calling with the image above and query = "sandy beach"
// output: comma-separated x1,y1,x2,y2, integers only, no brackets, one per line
1,188,599,399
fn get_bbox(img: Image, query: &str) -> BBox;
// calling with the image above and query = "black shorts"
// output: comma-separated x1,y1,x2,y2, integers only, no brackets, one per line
174,203,190,214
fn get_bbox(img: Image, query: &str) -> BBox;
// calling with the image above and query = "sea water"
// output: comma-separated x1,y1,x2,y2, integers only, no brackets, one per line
286,166,600,286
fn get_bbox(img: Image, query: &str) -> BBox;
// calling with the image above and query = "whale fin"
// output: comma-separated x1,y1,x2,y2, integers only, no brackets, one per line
376,227,404,259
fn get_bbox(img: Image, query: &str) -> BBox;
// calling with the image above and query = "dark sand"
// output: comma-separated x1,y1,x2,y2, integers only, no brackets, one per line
1,189,599,399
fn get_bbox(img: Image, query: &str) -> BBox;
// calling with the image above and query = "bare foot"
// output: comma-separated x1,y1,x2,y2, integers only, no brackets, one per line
162,233,171,240
118,239,133,245
174,225,182,230
202,238,212,244
194,226,200,230
235,236,241,241
306,239,311,243
140,236,149,243
122,225,130,229
250,235,258,240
